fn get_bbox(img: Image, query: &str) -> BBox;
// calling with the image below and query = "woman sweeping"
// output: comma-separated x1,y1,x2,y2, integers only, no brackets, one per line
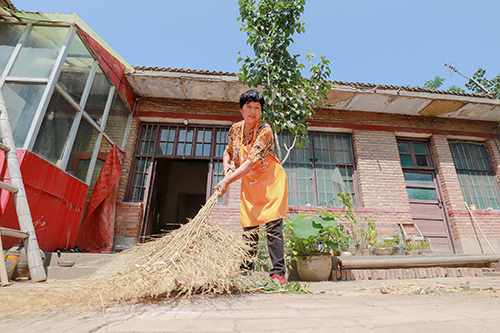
214,89,288,284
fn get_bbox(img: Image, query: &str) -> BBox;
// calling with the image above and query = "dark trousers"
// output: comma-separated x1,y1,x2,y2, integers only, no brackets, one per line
242,218,286,276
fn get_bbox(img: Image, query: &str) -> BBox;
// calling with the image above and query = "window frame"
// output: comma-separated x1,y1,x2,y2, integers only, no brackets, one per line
126,123,229,203
281,131,358,207
449,141,500,210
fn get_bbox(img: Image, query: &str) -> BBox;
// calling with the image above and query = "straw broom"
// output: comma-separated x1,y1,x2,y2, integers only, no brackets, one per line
0,177,254,317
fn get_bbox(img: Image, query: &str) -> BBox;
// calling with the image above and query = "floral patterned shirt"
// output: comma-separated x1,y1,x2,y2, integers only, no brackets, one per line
224,119,277,168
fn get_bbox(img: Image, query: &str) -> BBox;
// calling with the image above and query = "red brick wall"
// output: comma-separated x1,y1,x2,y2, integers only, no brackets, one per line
114,202,143,240
116,96,500,254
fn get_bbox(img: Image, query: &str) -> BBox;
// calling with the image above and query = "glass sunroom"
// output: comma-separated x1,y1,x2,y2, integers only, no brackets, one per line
0,19,133,251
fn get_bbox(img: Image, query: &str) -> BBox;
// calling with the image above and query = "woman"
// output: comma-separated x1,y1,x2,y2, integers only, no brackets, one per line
214,89,288,284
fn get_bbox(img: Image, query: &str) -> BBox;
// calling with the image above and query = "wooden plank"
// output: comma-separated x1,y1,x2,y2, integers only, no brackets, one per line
0,227,29,239
0,236,11,286
0,180,18,193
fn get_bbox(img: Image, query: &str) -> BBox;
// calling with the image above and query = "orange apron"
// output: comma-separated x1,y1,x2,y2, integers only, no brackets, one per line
239,124,288,228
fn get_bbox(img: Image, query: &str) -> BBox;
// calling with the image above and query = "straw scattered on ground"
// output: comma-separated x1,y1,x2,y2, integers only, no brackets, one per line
0,191,254,318
355,282,500,295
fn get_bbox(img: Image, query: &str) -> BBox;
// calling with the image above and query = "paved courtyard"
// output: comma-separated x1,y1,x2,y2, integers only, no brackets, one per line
1,276,499,333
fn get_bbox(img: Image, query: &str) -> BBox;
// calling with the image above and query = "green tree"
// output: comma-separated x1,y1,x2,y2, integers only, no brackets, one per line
237,0,332,163
465,68,500,98
422,76,445,90
447,85,465,93
418,76,465,93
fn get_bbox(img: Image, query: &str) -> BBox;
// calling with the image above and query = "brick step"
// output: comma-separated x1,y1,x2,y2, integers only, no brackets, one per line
335,267,496,281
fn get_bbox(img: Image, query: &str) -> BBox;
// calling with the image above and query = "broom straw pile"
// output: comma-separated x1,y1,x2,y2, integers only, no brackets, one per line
0,185,253,317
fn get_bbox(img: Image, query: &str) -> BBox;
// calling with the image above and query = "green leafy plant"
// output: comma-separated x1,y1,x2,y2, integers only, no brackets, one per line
284,209,348,268
253,226,273,272
237,0,332,163
375,235,401,249
404,240,431,251
338,192,378,254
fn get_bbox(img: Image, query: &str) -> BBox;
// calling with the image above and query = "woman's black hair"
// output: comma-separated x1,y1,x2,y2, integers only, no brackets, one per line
239,89,264,109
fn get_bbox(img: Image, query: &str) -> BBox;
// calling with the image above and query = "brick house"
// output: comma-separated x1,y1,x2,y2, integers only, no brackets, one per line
2,1,500,256
119,68,500,255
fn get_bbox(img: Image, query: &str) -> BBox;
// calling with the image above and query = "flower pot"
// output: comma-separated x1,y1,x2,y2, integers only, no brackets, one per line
374,248,393,256
296,253,332,282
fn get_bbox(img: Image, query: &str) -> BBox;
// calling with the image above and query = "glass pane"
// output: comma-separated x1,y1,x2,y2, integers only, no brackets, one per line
10,25,69,78
397,142,410,154
406,187,437,200
104,92,130,147
415,155,430,167
177,128,193,156
159,127,176,156
399,154,413,166
404,172,434,185
2,83,45,148
457,170,500,210
215,128,229,157
195,129,212,157
0,24,25,74
86,139,112,201
57,34,94,104
65,118,99,181
32,90,76,166
131,157,151,202
316,165,352,207
284,163,315,206
412,142,428,154
84,65,112,125
331,135,352,164
279,132,312,162
139,125,156,155
212,161,226,203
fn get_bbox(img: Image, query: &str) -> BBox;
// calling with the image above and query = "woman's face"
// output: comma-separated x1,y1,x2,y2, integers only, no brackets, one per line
240,101,262,129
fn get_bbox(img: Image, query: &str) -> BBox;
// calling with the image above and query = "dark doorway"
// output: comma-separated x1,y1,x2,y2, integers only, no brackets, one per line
143,159,209,236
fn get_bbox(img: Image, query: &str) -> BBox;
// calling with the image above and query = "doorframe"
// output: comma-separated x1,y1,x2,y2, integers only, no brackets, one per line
128,122,231,241
398,137,456,254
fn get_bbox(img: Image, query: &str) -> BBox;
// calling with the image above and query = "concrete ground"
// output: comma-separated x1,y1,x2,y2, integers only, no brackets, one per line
1,275,500,333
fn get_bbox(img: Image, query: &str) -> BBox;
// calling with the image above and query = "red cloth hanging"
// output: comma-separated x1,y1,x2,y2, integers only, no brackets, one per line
76,145,125,253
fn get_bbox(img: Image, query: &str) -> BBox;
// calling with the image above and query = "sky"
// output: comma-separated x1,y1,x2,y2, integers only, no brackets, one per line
11,0,500,91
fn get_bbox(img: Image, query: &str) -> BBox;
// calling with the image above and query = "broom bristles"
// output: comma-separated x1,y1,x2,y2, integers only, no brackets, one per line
0,186,254,317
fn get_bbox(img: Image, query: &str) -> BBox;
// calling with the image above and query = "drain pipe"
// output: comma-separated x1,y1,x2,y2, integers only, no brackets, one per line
339,254,500,269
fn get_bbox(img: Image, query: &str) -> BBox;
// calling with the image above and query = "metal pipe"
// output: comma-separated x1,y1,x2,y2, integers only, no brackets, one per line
339,254,500,269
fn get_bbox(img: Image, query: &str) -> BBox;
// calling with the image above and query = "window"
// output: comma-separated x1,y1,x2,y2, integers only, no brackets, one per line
449,142,500,210
128,124,229,202
279,132,356,207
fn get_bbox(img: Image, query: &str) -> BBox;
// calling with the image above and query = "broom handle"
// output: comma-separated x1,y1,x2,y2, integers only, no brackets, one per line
212,169,234,199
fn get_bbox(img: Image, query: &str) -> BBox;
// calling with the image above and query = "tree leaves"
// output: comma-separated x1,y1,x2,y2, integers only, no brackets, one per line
237,0,332,162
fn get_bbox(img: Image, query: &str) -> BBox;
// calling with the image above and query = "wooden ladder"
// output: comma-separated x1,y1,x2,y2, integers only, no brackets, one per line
0,89,46,285
397,222,433,250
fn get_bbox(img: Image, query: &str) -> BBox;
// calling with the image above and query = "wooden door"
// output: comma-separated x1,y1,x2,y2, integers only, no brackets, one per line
398,139,454,254
404,171,454,253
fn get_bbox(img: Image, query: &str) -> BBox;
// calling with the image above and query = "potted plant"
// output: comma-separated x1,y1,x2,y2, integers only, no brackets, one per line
404,238,432,255
374,235,401,255
284,209,348,281
338,193,378,255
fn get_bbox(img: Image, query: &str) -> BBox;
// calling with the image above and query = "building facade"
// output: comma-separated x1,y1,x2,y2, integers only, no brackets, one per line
2,1,500,256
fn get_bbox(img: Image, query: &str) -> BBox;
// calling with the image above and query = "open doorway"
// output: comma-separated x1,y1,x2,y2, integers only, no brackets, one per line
143,159,209,237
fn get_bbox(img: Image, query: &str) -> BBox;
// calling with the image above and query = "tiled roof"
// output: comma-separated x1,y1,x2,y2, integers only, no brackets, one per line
133,65,497,100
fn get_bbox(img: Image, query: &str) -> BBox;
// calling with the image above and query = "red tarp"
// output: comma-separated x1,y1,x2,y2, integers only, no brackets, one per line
76,145,125,253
